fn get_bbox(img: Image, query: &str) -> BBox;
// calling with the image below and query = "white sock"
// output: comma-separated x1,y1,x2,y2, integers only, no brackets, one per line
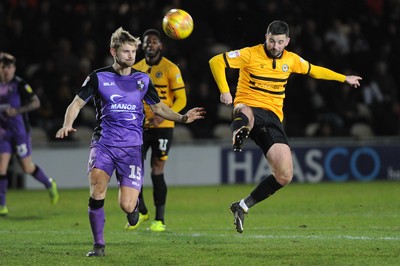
239,199,249,213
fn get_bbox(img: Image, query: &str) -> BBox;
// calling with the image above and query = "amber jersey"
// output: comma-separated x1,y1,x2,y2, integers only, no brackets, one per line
226,44,313,121
134,57,186,128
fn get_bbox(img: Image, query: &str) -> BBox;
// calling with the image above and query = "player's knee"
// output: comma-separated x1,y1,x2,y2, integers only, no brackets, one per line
151,159,165,174
120,199,137,213
21,162,36,174
234,103,249,113
275,174,292,186
151,166,164,175
120,202,132,213
275,169,293,186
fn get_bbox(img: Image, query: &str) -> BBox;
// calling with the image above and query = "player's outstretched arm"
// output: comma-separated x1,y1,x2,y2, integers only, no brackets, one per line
150,102,205,124
55,96,87,138
309,64,363,88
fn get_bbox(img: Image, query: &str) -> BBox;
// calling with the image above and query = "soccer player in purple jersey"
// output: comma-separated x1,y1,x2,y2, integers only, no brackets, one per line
55,27,205,257
0,53,59,217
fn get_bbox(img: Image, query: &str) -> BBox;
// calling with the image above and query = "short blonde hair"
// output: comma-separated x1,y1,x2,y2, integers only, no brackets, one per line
110,27,141,50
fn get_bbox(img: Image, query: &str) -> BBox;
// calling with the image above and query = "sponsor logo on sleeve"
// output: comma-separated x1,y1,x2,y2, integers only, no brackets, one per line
82,76,90,87
227,50,240,58
25,84,33,93
176,74,183,84
300,57,308,65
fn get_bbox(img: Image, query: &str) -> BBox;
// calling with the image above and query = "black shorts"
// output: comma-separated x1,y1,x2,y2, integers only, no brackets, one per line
142,128,173,161
249,107,289,155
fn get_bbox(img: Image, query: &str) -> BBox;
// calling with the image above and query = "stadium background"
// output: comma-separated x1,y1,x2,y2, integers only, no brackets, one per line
1,0,400,188
1,0,400,140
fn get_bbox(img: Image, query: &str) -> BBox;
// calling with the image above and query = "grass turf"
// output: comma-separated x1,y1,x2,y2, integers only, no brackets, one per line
1,181,399,265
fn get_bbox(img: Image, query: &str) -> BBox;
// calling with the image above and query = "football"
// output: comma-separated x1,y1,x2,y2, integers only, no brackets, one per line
162,9,194,40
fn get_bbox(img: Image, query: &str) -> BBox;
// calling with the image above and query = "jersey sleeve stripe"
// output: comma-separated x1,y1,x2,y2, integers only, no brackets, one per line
222,53,230,68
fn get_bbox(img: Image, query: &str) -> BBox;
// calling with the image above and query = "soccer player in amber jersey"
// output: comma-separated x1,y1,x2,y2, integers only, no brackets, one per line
209,20,362,233
55,27,204,257
128,29,187,232
0,53,59,217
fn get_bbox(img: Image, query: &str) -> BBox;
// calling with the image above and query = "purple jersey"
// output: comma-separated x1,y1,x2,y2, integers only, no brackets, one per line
0,76,34,136
77,66,160,147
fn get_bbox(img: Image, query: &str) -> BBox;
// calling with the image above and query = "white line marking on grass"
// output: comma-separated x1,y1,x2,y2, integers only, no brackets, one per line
252,234,400,241
2,230,399,241
181,232,400,241
0,230,85,234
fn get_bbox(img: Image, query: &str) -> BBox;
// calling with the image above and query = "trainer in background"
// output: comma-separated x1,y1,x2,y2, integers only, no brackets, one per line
0,52,59,217
55,27,204,256
209,20,362,233
127,29,187,232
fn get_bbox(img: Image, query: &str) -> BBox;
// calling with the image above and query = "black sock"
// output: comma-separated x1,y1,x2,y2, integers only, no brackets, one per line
138,186,148,214
155,205,165,223
152,173,167,223
127,209,139,226
243,195,258,209
245,175,283,208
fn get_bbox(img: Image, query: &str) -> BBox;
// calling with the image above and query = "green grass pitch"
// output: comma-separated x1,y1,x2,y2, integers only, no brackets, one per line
1,181,399,265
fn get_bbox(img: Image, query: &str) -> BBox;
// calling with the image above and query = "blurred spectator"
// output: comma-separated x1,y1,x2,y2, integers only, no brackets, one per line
187,80,219,139
284,76,321,137
296,18,323,63
324,19,351,56
1,0,399,138
363,61,399,135
331,81,371,135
